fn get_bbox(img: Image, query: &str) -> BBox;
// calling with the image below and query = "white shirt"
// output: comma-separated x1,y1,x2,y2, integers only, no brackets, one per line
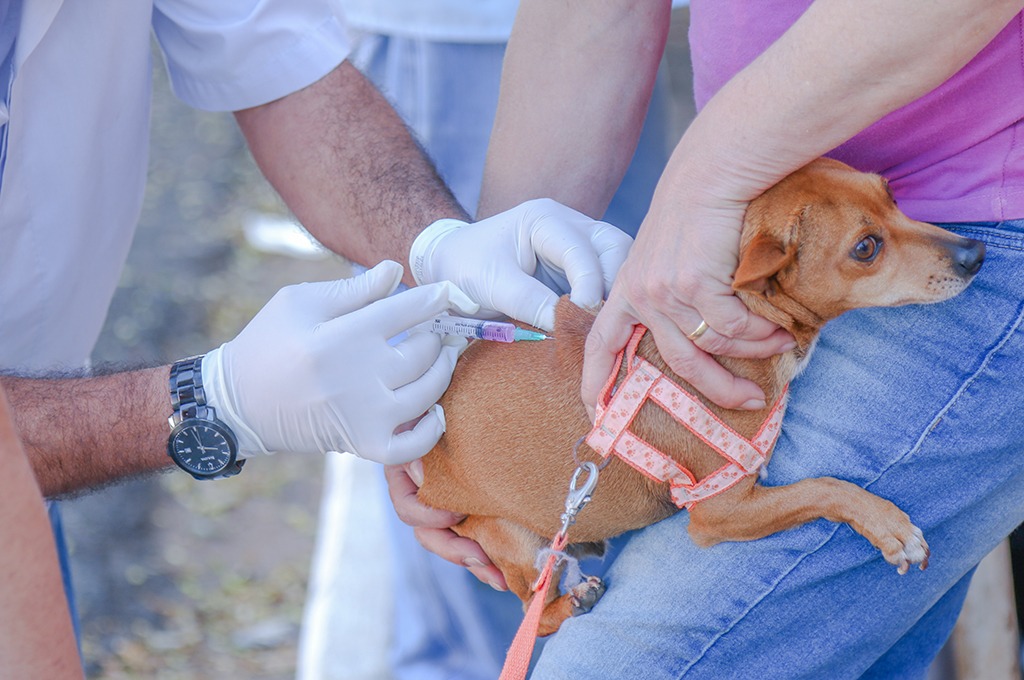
0,0,350,371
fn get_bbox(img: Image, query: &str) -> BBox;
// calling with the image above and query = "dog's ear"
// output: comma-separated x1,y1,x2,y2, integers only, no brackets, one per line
733,208,802,294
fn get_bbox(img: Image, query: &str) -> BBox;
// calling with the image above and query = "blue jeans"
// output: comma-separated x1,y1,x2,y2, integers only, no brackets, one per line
531,219,1024,678
49,501,82,647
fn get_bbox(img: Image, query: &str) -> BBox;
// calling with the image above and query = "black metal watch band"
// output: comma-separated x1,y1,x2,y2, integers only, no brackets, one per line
169,355,211,425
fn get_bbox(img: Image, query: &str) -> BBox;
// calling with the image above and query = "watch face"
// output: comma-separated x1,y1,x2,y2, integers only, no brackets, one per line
168,419,237,478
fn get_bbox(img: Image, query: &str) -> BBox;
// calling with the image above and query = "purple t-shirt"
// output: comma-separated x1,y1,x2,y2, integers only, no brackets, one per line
689,2,1024,222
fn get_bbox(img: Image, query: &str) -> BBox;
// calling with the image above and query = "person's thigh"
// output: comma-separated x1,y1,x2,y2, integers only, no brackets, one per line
860,568,974,679
532,221,1024,679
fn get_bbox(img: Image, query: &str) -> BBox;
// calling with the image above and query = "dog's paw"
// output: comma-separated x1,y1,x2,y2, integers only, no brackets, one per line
875,516,930,575
569,575,606,616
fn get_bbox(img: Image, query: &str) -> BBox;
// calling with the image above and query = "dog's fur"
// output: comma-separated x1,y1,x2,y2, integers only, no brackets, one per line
418,158,985,635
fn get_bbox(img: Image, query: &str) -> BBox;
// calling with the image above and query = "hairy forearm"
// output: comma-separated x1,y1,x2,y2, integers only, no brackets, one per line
667,0,1024,207
2,367,171,498
479,0,671,219
235,61,467,286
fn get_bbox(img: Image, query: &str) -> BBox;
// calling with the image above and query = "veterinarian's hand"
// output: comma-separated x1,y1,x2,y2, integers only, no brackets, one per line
409,198,633,331
582,180,795,415
383,462,508,590
203,260,476,465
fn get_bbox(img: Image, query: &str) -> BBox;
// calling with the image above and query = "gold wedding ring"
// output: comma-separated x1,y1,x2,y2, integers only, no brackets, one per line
687,320,710,341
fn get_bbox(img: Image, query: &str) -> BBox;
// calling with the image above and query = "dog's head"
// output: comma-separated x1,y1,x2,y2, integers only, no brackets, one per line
733,158,983,332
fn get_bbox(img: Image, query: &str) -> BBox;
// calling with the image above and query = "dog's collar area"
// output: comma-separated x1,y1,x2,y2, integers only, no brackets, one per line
585,325,788,509
770,288,827,337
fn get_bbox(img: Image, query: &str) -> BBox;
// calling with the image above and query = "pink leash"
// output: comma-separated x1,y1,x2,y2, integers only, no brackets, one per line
499,532,569,680
499,462,599,680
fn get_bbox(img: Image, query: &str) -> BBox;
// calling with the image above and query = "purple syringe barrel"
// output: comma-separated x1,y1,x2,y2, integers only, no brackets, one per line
428,316,516,343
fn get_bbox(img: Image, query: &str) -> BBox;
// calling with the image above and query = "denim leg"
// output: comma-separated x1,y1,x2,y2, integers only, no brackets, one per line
532,221,1024,678
49,501,83,653
861,569,974,679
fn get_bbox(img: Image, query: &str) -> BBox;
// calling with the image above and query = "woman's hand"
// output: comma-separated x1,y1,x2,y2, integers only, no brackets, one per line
582,168,795,415
383,462,508,590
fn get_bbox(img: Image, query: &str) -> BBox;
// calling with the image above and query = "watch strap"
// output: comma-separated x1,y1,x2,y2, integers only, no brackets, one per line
169,355,211,425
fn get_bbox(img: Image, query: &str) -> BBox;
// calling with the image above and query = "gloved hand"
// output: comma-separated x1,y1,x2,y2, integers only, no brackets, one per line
202,260,477,465
409,198,633,331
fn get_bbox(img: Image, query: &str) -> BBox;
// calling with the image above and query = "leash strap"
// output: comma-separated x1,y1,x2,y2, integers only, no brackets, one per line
500,461,598,679
499,532,569,680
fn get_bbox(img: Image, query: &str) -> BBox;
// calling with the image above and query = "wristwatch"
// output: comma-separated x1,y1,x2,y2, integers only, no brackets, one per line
167,355,244,480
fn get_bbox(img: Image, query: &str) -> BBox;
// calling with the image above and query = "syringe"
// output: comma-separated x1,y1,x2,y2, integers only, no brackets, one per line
418,315,551,343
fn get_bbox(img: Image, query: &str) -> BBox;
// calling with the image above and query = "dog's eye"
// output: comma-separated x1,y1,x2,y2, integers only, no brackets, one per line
852,236,882,262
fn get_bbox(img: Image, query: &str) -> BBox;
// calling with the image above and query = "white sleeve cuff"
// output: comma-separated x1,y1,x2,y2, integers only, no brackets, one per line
408,218,467,286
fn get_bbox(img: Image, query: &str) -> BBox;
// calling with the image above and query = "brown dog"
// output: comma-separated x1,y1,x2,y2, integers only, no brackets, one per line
417,158,985,636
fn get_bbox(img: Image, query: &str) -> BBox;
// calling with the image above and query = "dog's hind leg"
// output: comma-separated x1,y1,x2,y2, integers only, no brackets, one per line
687,477,930,574
453,516,606,636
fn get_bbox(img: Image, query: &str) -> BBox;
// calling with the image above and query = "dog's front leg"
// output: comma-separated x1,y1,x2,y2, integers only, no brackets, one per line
687,477,929,574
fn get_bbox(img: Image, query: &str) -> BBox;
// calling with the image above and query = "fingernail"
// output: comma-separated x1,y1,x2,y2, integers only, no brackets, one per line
489,581,507,592
463,557,486,568
740,399,766,410
408,459,424,487
781,341,798,352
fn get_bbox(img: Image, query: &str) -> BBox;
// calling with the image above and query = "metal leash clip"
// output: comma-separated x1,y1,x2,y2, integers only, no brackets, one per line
559,461,600,536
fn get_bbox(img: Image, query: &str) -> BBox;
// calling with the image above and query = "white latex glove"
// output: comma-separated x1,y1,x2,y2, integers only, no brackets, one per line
409,198,633,331
202,260,478,465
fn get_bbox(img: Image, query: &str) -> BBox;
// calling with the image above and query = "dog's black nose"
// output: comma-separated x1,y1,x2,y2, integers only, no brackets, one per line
952,238,985,278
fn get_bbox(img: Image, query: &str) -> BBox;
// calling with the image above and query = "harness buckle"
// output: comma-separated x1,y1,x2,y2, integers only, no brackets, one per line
559,461,599,535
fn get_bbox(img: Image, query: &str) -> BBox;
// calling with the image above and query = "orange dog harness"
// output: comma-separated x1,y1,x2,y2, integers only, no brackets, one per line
586,325,788,509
